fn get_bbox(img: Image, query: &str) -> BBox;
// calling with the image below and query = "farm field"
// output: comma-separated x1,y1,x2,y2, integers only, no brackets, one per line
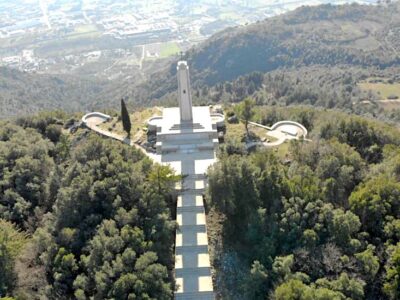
358,79,400,99
358,78,400,110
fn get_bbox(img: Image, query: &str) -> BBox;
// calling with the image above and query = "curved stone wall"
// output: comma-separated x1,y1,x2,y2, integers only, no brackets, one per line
270,121,308,137
147,116,163,133
82,112,112,124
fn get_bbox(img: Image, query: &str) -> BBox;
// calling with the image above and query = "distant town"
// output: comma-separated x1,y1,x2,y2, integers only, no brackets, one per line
0,0,377,79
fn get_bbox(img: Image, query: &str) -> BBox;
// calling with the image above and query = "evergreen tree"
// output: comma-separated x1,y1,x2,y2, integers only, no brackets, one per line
0,220,28,296
121,98,131,137
236,97,255,136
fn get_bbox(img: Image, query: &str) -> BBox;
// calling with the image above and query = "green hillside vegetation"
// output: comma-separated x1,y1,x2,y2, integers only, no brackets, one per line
175,66,400,124
1,106,400,299
2,3,400,122
122,3,400,125
188,2,400,84
0,220,29,296
0,112,178,299
206,105,400,299
133,2,400,101
0,67,108,118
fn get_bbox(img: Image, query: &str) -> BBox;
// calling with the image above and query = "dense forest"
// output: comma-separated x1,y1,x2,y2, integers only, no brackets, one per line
0,112,178,299
0,68,109,118
2,106,400,299
206,106,400,299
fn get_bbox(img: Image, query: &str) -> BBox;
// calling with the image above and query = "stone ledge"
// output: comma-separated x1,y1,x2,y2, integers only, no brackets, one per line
175,291,215,300
175,267,212,277
177,206,206,213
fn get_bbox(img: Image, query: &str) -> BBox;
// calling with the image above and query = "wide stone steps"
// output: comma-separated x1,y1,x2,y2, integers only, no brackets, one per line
176,245,209,255
177,224,207,232
175,267,212,277
170,122,205,130
175,292,215,300
177,206,205,213
182,174,207,180
176,191,206,196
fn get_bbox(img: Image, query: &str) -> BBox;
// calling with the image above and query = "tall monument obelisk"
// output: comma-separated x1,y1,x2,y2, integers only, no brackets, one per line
177,61,193,123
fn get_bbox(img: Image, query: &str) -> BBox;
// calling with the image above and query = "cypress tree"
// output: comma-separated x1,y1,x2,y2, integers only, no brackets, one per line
121,98,131,137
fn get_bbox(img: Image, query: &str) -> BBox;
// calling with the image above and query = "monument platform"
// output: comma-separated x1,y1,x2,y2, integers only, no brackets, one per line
153,107,219,155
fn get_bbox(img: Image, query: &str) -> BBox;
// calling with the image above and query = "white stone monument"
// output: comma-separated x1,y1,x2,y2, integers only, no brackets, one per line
147,60,224,155
177,61,193,122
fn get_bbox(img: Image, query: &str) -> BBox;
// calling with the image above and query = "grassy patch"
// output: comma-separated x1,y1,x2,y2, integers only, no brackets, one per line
377,101,400,111
98,107,161,141
225,121,278,143
274,141,291,160
66,25,101,40
159,42,181,58
219,11,240,21
74,25,98,34
249,124,278,143
225,122,246,141
359,80,400,99
339,22,365,39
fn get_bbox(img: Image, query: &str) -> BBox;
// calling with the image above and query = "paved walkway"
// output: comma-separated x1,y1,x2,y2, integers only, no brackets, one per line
82,113,216,299
162,151,216,300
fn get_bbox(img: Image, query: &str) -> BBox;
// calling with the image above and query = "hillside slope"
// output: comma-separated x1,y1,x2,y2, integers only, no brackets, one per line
135,2,400,102
1,3,400,117
0,67,108,118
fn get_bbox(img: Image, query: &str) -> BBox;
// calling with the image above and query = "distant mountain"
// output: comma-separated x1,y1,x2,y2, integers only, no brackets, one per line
133,2,400,102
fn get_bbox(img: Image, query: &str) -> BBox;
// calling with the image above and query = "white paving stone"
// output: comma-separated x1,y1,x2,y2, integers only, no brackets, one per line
175,255,183,269
196,213,206,225
197,232,208,246
176,233,182,247
196,195,203,206
177,214,183,226
198,253,211,268
198,276,213,292
176,278,184,293
195,180,205,189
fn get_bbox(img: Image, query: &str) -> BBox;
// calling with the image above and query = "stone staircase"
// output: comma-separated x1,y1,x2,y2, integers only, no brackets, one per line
175,175,215,300
170,122,205,131
175,292,215,300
